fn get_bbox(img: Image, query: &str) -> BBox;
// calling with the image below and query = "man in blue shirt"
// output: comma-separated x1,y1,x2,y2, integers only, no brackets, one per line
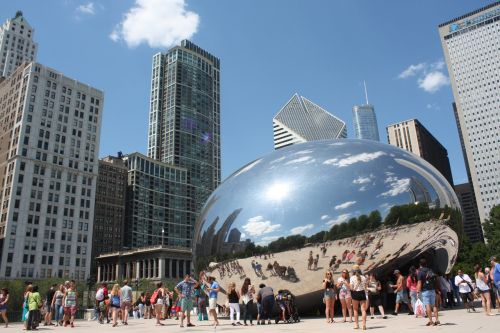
205,276,220,327
175,274,198,328
491,257,500,303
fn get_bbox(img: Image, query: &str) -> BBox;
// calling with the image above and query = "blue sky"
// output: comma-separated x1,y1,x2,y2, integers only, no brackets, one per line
0,0,492,184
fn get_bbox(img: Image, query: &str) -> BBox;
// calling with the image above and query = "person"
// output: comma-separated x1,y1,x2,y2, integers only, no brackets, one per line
322,270,336,323
337,269,353,323
206,276,220,327
491,256,500,310
474,264,493,316
27,285,42,330
241,278,255,326
175,274,198,328
455,269,475,312
109,284,121,327
23,284,32,329
135,292,145,319
275,290,287,323
120,280,132,325
152,282,166,326
257,283,274,325
350,265,367,330
313,254,319,270
144,292,152,319
417,258,440,326
62,281,77,327
51,285,64,326
438,274,452,308
194,284,208,321
445,274,456,308
44,284,56,326
368,273,386,319
95,283,106,324
406,266,419,315
391,270,413,315
0,288,9,327
227,282,242,326
308,251,314,270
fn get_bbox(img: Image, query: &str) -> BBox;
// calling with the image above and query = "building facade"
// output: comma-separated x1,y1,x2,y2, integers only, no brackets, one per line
147,40,221,214
123,153,194,249
439,1,500,223
0,11,38,77
386,119,454,187
352,104,380,141
0,62,103,280
91,155,128,275
273,94,347,149
455,182,483,242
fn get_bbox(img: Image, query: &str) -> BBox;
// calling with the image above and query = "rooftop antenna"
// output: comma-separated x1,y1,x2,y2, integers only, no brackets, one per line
363,80,369,105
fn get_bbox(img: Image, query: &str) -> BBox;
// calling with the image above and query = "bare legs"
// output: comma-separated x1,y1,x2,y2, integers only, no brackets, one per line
325,297,334,323
352,300,367,330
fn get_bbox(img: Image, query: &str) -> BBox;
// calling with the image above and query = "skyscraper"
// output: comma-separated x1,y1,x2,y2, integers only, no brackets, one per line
147,40,221,214
0,62,103,280
273,93,347,149
386,119,454,187
455,183,483,243
352,82,380,141
0,11,38,77
439,2,500,223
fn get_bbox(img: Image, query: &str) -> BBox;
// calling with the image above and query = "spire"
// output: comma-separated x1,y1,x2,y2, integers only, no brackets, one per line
363,80,369,105
14,11,23,19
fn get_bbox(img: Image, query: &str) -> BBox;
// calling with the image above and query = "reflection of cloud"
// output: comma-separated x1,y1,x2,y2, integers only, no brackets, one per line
335,201,356,210
324,151,386,167
359,186,368,192
380,176,411,197
321,215,330,220
242,216,281,237
293,149,314,155
285,156,315,165
269,156,286,165
329,142,346,146
240,233,246,240
291,224,314,235
233,159,261,178
379,203,394,212
326,213,351,226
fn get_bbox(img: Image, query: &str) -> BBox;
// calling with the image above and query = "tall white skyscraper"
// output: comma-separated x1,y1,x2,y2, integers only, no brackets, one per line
0,62,103,280
273,93,347,149
439,2,500,223
0,11,38,77
353,82,380,141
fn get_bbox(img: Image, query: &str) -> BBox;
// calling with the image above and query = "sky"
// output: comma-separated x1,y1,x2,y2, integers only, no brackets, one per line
0,0,493,184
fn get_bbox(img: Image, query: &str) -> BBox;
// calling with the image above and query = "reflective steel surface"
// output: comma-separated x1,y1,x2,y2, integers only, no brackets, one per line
193,140,460,310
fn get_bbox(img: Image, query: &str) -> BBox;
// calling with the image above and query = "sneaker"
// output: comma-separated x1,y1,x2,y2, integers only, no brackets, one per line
237,322,242,325
382,316,387,319
232,323,237,326
268,320,271,325
392,312,398,316
408,312,414,315
371,316,374,319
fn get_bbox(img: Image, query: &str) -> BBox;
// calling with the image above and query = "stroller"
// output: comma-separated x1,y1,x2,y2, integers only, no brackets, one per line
274,289,300,324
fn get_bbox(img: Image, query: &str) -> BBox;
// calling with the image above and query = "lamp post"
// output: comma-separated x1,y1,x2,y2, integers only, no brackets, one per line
161,228,164,246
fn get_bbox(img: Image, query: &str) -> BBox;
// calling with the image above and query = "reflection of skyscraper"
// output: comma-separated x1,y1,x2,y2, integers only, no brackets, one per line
228,228,242,243
387,119,453,187
353,105,380,141
454,183,483,243
409,177,432,206
148,40,221,214
439,3,500,224
273,94,347,149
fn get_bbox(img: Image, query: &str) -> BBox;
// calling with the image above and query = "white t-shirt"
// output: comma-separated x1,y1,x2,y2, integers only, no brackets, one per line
454,274,472,293
337,277,350,292
350,275,367,292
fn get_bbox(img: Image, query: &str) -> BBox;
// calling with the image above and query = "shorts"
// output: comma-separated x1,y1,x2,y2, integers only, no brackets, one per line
256,302,262,316
324,289,335,299
421,290,436,307
278,302,286,310
121,300,131,310
368,294,382,307
396,290,409,304
478,289,489,294
179,298,193,312
351,290,366,301
338,289,351,300
0,305,7,313
64,306,77,316
46,303,52,313
208,298,217,310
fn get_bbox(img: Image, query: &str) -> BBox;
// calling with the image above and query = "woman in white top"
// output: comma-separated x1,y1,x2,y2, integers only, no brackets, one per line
474,265,493,316
336,270,353,323
349,265,367,330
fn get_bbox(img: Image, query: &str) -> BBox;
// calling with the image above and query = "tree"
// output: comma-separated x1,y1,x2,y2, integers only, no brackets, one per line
483,205,500,256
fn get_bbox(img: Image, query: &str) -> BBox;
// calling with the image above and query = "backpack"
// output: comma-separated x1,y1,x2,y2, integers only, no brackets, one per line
150,289,159,304
111,295,120,307
423,269,436,290
95,288,104,301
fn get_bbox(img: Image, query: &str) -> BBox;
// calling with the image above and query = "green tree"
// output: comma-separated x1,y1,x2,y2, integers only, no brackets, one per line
484,205,500,256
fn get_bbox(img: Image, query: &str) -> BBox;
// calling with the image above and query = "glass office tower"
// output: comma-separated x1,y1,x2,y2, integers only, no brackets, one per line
352,104,380,141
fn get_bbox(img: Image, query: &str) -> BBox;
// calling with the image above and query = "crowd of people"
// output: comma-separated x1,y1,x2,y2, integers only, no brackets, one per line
319,257,500,330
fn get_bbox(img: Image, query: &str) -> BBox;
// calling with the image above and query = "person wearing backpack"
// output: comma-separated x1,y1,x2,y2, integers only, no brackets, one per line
151,282,166,326
95,284,105,324
454,269,476,312
416,258,440,326
109,284,121,327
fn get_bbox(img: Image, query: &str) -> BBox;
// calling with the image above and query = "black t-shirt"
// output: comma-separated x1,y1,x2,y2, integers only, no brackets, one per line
228,290,239,303
417,267,434,291
46,289,56,303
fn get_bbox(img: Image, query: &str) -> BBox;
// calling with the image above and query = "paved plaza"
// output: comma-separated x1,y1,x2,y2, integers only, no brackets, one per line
8,308,500,332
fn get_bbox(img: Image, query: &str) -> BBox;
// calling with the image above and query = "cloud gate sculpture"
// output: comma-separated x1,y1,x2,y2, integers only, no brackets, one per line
193,140,461,312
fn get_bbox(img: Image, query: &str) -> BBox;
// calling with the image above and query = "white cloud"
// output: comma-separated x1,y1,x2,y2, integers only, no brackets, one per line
290,224,314,235
111,0,199,48
418,71,450,93
398,63,426,79
353,174,374,185
335,201,356,210
326,214,351,226
380,177,410,197
77,2,95,15
324,151,386,167
242,216,281,237
285,156,315,165
320,215,330,220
